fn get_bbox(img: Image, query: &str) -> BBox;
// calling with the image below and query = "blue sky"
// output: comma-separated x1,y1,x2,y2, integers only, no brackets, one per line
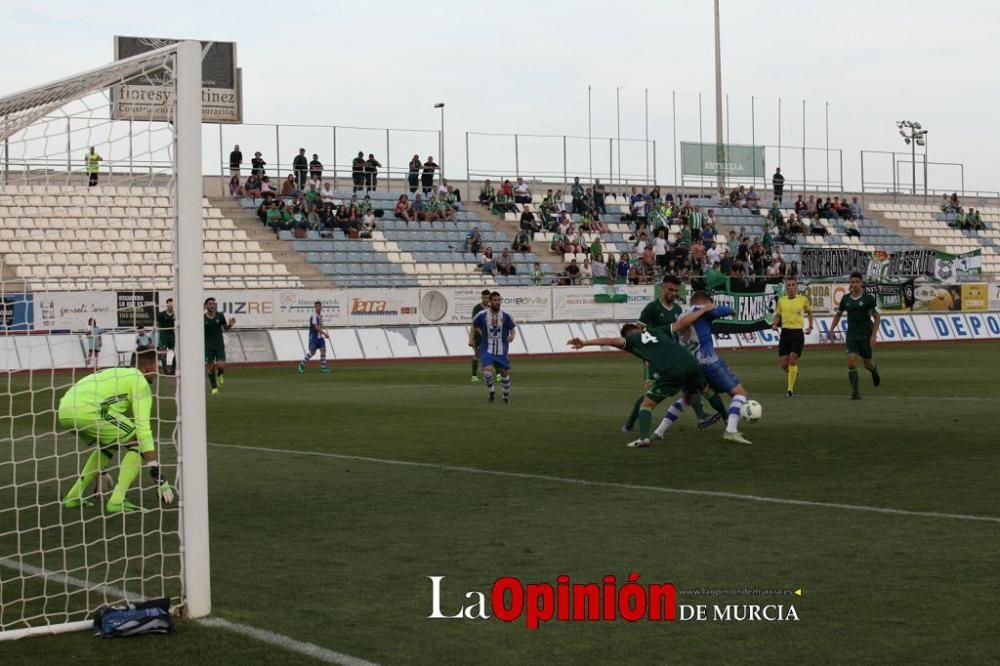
1,0,997,193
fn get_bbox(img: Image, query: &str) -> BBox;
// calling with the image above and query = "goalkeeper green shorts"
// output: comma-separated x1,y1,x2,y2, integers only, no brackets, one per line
58,409,136,447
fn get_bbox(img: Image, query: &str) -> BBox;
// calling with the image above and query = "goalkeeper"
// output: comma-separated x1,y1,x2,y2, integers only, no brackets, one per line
59,347,175,513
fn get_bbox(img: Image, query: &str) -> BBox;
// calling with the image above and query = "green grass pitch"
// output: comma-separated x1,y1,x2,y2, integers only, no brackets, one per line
2,342,999,664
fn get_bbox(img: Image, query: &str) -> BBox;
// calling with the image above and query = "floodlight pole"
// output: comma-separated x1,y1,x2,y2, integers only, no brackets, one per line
713,0,725,195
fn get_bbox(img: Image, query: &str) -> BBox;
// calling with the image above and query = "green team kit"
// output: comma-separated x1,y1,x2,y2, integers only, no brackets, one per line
837,291,878,358
637,298,683,381
204,311,228,363
623,328,707,402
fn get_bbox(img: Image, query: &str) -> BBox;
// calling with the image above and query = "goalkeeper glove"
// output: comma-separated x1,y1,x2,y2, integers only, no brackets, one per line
146,463,176,505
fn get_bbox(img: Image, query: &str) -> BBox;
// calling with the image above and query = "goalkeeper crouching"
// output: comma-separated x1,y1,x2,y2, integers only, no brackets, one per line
59,347,175,514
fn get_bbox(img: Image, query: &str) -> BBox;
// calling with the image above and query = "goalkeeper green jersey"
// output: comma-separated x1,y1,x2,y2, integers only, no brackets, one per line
58,368,154,452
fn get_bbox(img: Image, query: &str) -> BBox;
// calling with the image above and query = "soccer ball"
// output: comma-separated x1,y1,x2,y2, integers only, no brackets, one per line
742,400,763,423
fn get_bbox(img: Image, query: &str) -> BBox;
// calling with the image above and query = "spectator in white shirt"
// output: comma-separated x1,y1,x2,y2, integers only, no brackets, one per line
653,228,668,269
514,178,532,204
590,254,608,281
706,244,721,266
321,182,336,203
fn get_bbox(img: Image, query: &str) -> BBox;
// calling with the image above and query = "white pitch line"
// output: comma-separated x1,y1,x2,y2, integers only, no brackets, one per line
209,442,1000,525
278,383,1000,402
199,618,379,666
0,558,377,665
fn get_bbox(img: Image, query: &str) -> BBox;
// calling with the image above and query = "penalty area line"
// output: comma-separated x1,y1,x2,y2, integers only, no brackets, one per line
209,442,1000,525
0,558,378,664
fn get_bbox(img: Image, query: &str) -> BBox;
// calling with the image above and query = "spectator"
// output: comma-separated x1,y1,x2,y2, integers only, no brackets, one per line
364,154,382,192
394,195,413,223
309,154,323,182
493,186,517,215
445,186,462,213
513,177,532,204
849,197,864,220
265,201,283,233
135,325,154,351
519,207,537,233
423,193,442,223
590,253,608,282
531,262,545,285
84,146,102,187
580,258,593,284
549,230,566,254
84,318,102,367
746,186,760,211
466,227,482,254
762,228,774,255
634,231,649,254
844,218,861,238
412,193,426,221
554,189,567,213
788,261,799,277
571,177,585,214
616,253,631,281
653,228,668,269
589,235,603,258
809,217,828,236
352,151,366,192
292,148,308,189
280,174,298,197
706,241,722,268
406,154,421,193
360,209,377,238
794,195,807,216
308,205,321,231
701,223,716,249
565,258,581,284
513,229,532,252
439,193,458,222
260,175,277,199
605,253,617,280
497,249,517,276
321,182,336,204
228,175,243,198
479,247,497,275
593,179,607,213
251,151,266,177
949,192,960,212
772,167,785,203
564,226,583,254
421,156,439,194
479,179,496,205
767,200,783,228
787,213,804,234
243,174,261,199
726,230,739,257
229,144,242,176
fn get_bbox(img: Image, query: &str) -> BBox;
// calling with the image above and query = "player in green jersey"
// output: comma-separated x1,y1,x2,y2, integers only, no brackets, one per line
204,297,236,396
470,289,491,382
622,275,724,432
828,271,881,399
156,297,175,375
59,348,175,513
570,308,716,448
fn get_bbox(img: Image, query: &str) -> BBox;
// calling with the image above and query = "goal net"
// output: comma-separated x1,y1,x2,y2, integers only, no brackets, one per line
0,41,209,640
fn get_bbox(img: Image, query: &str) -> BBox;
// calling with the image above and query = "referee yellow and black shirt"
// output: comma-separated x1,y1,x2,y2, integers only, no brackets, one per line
776,293,811,356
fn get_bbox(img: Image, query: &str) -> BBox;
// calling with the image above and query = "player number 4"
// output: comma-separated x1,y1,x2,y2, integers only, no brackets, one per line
640,331,659,344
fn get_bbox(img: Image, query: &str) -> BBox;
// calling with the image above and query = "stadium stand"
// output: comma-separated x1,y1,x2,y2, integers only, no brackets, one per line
868,202,1000,274
0,186,304,290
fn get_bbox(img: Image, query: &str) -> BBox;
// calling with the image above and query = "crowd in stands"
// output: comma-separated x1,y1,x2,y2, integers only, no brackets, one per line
940,193,987,231
228,145,469,240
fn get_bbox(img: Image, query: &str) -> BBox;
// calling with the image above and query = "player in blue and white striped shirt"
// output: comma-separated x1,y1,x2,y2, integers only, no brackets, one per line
469,292,517,403
299,301,332,374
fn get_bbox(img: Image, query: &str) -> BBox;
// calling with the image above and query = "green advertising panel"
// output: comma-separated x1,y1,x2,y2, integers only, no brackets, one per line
680,142,766,178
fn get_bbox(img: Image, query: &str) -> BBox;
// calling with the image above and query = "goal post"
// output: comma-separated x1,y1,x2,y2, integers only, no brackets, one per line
0,40,209,640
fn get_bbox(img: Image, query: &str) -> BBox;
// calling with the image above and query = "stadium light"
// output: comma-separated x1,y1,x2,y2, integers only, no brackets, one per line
434,102,445,177
897,120,928,196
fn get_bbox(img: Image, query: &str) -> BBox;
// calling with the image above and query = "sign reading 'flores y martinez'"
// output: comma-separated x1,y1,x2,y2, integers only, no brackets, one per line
112,36,242,123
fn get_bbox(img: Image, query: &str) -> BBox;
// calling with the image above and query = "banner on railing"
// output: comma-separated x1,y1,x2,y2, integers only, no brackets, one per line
800,248,982,280
22,284,1000,333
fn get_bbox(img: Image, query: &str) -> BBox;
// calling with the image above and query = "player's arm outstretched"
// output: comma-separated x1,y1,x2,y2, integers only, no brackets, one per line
568,336,625,350
130,376,175,504
670,305,728,334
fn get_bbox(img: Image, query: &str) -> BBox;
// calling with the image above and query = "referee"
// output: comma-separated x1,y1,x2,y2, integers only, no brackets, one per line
772,276,813,397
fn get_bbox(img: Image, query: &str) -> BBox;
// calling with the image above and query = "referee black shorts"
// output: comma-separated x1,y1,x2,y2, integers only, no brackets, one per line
778,329,805,356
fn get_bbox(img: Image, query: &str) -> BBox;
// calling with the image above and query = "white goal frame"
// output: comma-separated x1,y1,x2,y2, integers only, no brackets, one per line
0,39,210,640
